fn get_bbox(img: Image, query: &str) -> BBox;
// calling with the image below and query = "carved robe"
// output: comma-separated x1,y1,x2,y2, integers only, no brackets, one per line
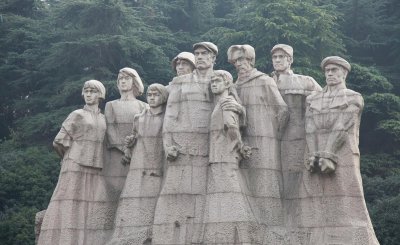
38,106,108,245
301,87,379,245
235,68,289,242
152,71,212,245
102,99,147,239
203,96,258,244
108,109,164,244
272,70,322,238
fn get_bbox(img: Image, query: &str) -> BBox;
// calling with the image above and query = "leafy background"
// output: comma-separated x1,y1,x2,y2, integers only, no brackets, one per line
0,0,399,244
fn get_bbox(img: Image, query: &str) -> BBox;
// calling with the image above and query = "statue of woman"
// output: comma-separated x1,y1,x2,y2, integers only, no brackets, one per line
203,70,256,243
108,83,168,244
102,68,148,234
38,80,107,245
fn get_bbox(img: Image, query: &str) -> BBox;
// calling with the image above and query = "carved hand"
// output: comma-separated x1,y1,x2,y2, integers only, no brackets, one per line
124,134,137,148
240,145,252,159
318,157,336,174
166,146,179,161
220,97,243,114
120,155,131,166
307,155,318,172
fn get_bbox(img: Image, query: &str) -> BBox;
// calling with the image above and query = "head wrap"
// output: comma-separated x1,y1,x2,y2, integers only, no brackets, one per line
171,52,196,70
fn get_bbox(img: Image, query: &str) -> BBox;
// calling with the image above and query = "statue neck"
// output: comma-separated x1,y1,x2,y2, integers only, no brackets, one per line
196,68,213,80
120,91,136,101
150,105,163,115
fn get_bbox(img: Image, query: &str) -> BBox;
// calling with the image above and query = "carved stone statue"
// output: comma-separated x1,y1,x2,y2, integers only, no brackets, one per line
102,68,148,236
152,42,219,245
38,80,108,245
227,44,289,242
107,84,168,245
203,70,256,243
270,44,322,235
302,56,379,244
171,51,196,76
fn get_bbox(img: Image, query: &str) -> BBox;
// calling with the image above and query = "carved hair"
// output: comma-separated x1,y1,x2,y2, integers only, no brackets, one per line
212,70,242,104
147,83,169,104
82,80,106,99
118,67,144,97
227,45,255,67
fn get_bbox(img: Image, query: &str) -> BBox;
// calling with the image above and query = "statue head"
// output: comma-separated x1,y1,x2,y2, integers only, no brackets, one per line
227,45,255,75
146,83,169,108
82,80,106,105
171,52,196,76
271,44,293,73
193,42,218,70
321,56,351,87
117,67,144,97
210,70,233,95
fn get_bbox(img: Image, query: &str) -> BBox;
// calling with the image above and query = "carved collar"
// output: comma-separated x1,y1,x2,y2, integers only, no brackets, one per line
236,68,265,86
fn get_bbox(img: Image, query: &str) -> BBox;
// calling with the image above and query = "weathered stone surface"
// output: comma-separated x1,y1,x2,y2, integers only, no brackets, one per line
102,68,148,242
228,45,289,237
38,80,109,245
38,46,379,245
302,56,379,244
107,84,167,244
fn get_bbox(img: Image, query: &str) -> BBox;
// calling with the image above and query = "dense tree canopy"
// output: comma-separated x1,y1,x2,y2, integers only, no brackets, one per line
0,0,399,244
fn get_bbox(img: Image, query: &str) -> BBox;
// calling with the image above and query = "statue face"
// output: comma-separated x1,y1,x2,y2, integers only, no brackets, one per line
147,89,163,108
325,64,346,86
194,47,214,70
83,86,100,105
210,76,228,95
272,49,291,72
231,50,252,74
176,59,194,76
117,73,134,92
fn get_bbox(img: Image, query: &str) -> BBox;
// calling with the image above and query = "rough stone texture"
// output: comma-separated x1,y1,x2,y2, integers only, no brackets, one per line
302,56,379,244
35,210,46,244
272,68,322,237
102,68,148,242
108,108,165,244
235,68,289,233
38,106,108,245
38,50,380,245
152,71,213,244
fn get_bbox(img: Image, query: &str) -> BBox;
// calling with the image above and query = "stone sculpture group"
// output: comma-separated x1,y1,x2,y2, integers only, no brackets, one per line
36,42,380,245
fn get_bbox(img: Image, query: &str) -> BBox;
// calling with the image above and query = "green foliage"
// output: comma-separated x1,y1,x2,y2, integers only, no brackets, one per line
369,195,400,245
0,0,399,244
0,207,38,245
347,63,393,94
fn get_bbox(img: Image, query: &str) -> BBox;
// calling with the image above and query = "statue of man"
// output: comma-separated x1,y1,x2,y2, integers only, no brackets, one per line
171,51,196,76
153,42,218,245
303,56,379,244
227,44,289,242
270,44,322,232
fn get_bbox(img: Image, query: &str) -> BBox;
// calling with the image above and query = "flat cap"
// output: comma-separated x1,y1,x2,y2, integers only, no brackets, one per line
271,44,293,58
193,42,218,55
321,56,351,72
171,52,195,70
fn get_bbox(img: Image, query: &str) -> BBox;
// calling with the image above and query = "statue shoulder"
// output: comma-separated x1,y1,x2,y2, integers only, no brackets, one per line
294,74,322,91
169,73,192,85
345,89,364,108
